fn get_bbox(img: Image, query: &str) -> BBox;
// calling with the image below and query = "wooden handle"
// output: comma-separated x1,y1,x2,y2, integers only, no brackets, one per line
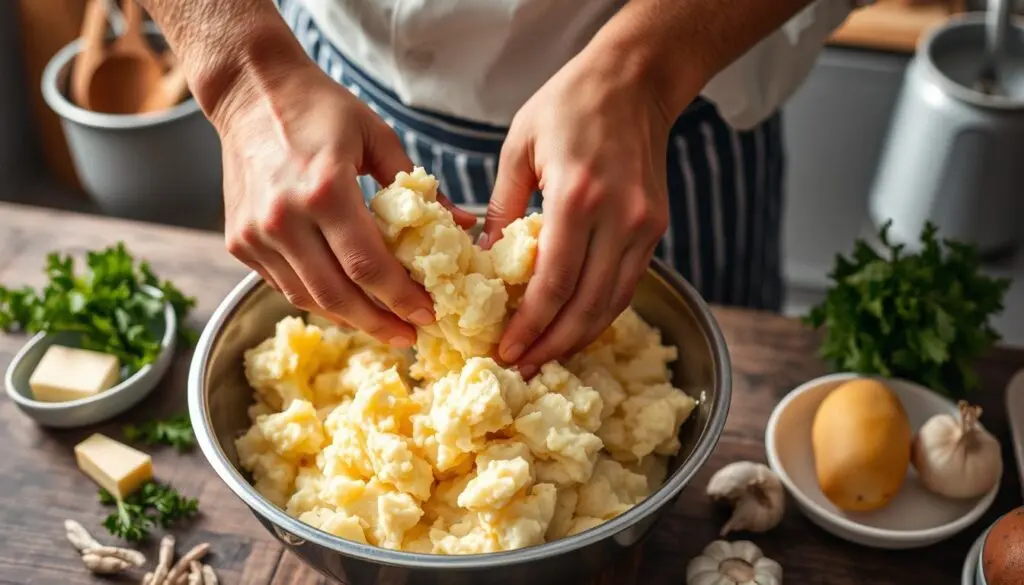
116,0,149,52
70,0,109,109
139,60,191,113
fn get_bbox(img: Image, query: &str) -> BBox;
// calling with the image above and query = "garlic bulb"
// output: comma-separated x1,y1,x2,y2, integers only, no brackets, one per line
911,401,1003,499
706,461,785,536
686,540,782,585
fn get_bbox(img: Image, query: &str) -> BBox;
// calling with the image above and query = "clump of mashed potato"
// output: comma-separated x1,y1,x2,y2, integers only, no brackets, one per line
236,167,697,554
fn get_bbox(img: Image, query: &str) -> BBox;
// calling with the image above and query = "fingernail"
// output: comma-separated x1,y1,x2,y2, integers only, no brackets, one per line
519,364,538,379
477,234,490,249
390,336,414,349
408,309,435,326
501,343,524,363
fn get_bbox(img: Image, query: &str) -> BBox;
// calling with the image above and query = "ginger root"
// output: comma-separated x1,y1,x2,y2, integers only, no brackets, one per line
64,519,145,575
202,564,219,585
63,518,217,584
65,520,101,552
144,537,215,585
188,561,203,585
164,542,211,585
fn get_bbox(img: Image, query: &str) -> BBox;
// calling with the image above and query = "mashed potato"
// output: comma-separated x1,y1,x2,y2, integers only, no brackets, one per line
236,168,697,554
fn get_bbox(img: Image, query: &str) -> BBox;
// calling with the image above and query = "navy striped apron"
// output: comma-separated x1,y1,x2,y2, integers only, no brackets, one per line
276,0,785,311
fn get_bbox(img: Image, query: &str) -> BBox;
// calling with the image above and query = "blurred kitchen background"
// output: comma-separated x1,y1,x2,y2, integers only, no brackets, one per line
1,0,1022,344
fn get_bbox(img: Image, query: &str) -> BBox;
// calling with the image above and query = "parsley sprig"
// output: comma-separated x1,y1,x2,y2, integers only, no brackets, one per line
0,243,198,375
99,481,199,542
124,414,196,452
805,221,1011,398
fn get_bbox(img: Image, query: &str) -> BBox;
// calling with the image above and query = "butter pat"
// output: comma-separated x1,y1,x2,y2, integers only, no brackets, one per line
74,433,153,499
29,345,120,403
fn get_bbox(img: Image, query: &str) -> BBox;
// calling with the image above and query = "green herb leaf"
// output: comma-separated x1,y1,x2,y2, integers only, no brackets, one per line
804,221,1011,398
123,413,195,452
98,481,199,542
0,243,198,372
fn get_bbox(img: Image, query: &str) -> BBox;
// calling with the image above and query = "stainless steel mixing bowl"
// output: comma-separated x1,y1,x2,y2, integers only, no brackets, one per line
189,259,731,585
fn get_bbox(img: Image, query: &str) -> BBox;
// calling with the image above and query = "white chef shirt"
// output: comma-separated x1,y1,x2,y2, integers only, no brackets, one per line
298,0,854,130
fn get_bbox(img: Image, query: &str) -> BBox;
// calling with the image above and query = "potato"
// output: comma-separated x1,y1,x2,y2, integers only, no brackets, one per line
811,379,912,512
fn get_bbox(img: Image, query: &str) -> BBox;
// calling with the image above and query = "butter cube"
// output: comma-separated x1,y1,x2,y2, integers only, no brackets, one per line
29,345,120,403
74,433,153,499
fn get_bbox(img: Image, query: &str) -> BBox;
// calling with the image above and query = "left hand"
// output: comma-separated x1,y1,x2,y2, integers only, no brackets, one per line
481,49,674,374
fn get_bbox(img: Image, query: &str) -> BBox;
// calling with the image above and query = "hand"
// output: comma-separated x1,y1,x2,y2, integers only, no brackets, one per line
482,49,673,373
215,62,475,347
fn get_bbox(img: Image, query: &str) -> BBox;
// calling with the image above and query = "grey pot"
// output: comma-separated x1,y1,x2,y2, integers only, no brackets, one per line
41,24,224,231
189,260,732,585
868,13,1024,256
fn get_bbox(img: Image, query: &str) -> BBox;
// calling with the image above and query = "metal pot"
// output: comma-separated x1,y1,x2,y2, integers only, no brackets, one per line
41,24,223,231
869,13,1024,256
188,260,732,585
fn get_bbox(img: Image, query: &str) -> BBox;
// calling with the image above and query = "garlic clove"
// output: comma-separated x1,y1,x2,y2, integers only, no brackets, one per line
686,540,782,585
753,557,783,583
706,461,786,536
731,540,764,564
701,539,735,562
911,401,1003,499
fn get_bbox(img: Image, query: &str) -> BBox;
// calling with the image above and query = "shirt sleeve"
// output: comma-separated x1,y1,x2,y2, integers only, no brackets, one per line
698,0,858,130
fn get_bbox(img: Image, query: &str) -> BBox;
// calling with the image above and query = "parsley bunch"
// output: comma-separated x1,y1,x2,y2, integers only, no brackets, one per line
0,243,198,375
99,481,199,542
806,221,1011,398
124,414,195,452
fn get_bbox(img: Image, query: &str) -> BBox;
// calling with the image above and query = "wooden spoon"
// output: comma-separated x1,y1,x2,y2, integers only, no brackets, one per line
139,58,191,113
70,0,110,109
86,0,163,114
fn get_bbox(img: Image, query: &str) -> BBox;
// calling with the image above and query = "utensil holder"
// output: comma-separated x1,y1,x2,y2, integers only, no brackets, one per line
868,13,1024,257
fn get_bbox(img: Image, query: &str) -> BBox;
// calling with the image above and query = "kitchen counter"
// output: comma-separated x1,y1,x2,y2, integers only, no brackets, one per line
829,0,965,53
0,201,1022,584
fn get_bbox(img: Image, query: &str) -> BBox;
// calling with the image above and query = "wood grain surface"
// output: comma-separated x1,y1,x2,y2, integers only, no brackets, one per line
829,0,965,54
0,201,1021,585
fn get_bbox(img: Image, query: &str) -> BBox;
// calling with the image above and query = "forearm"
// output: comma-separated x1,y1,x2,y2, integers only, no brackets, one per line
138,0,309,129
586,0,817,121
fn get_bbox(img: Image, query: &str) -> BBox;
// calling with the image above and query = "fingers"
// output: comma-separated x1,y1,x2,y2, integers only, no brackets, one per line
280,223,415,344
516,225,623,368
609,240,656,317
306,305,353,330
363,119,415,188
565,240,654,358
497,207,590,365
313,164,437,329
230,242,282,292
438,192,479,230
481,140,536,250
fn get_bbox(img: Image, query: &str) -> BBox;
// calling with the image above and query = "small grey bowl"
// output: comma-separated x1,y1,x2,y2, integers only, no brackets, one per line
4,285,177,428
41,24,224,231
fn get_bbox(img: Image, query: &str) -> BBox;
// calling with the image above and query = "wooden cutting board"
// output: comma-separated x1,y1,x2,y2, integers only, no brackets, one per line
17,0,86,191
830,0,967,53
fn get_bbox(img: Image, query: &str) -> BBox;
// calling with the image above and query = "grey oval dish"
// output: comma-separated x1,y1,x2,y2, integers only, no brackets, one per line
188,258,732,585
4,285,177,428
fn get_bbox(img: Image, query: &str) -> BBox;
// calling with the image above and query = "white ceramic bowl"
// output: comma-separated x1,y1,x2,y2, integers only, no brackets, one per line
765,372,999,549
964,528,986,585
3,285,177,428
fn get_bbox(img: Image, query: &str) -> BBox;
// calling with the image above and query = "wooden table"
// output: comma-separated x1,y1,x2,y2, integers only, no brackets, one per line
0,201,1021,585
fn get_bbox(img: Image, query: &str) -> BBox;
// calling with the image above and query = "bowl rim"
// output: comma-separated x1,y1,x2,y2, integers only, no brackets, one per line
188,262,732,568
41,23,202,130
764,371,1000,543
4,284,176,411
916,13,1024,112
965,526,988,585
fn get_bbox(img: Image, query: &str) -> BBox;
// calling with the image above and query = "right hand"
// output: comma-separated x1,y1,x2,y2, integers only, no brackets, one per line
213,62,474,347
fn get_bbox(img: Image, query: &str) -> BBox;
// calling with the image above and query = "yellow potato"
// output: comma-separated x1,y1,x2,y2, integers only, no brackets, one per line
811,379,912,512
